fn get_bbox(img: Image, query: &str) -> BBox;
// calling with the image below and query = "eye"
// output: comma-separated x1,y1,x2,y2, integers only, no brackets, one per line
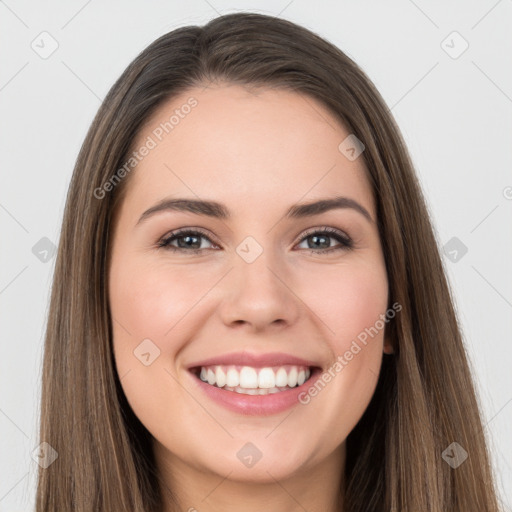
157,226,353,255
295,227,353,253
157,229,218,254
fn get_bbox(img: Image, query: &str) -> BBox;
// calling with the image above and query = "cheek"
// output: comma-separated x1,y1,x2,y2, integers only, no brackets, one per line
109,256,215,343
109,255,225,415
294,259,387,393
108,257,211,434
295,260,388,436
299,258,388,348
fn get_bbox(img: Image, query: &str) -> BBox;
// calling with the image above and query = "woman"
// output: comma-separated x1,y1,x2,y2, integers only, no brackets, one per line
36,12,501,511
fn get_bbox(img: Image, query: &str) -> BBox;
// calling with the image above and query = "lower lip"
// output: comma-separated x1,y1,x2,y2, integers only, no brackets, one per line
189,368,322,416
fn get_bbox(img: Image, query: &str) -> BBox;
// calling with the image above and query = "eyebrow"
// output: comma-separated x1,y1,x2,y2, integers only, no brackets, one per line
136,195,374,226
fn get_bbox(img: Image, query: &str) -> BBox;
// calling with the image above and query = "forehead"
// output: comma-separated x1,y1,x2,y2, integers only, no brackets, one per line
123,84,374,221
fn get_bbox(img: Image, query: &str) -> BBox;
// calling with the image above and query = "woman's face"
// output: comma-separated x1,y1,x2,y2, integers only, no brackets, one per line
109,84,391,485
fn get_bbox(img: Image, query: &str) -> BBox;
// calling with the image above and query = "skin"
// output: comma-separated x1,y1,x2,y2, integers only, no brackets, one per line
109,83,393,512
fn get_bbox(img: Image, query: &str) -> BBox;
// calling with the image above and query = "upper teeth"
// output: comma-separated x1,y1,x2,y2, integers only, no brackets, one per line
198,365,311,389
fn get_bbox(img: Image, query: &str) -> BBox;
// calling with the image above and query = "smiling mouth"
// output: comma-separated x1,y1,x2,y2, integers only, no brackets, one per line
190,364,318,395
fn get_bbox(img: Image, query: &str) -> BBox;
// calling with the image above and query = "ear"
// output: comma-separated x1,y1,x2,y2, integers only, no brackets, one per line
383,332,394,355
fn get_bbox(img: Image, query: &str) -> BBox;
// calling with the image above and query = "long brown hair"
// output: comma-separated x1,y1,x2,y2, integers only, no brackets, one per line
36,12,501,511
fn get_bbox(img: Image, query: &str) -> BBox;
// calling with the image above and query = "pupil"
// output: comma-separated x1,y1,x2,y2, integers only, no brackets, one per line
310,235,329,249
179,235,200,249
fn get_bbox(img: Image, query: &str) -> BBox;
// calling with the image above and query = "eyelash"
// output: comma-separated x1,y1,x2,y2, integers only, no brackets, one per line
156,227,353,255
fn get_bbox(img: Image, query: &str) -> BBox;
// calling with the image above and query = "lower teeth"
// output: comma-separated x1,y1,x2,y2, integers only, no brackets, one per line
223,385,292,395
199,381,298,395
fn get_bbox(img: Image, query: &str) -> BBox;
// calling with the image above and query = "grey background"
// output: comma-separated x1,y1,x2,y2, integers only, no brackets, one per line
1,1,511,510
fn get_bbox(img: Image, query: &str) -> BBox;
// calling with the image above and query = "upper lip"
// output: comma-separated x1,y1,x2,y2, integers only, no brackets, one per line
187,351,321,369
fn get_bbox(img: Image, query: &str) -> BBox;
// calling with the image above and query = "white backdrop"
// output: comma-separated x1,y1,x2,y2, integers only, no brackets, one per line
0,1,511,510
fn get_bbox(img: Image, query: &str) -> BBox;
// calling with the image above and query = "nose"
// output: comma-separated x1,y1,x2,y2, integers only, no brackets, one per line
217,249,301,333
